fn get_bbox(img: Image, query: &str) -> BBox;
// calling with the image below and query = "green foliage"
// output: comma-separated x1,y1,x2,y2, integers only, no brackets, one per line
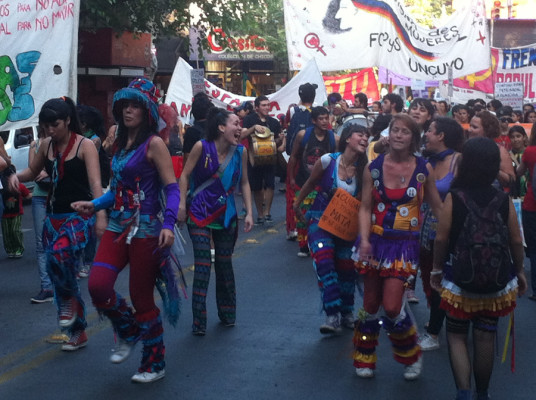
403,0,454,28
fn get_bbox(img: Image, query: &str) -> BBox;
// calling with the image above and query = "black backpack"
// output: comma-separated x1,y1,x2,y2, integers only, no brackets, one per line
450,189,513,294
286,106,312,154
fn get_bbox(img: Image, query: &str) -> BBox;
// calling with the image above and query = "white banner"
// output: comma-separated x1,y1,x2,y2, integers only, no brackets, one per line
1,0,79,131
284,0,491,80
165,58,327,124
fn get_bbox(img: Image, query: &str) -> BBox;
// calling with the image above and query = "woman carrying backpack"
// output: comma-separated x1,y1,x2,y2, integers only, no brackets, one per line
179,107,253,336
430,137,527,400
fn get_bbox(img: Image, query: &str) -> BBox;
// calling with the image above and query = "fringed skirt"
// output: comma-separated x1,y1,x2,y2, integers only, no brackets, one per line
352,226,420,279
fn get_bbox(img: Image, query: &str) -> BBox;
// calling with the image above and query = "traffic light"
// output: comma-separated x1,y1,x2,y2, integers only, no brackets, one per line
491,1,501,20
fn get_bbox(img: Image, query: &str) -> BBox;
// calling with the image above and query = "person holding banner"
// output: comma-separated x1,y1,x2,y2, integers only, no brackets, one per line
8,97,106,352
72,78,181,383
179,107,253,336
352,113,442,380
293,124,368,334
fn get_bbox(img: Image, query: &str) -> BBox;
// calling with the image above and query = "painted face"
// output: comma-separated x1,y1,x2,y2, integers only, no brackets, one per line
424,121,441,152
468,116,484,138
389,120,413,151
256,100,271,118
313,113,330,131
41,118,70,142
347,130,369,153
409,104,432,129
122,101,144,130
527,112,536,123
334,0,357,31
510,131,526,152
221,114,242,145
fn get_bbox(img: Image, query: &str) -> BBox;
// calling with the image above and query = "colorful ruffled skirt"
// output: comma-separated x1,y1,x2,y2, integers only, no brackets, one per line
352,225,420,279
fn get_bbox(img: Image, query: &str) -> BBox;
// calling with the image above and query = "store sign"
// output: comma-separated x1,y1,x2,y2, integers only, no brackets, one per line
189,27,273,61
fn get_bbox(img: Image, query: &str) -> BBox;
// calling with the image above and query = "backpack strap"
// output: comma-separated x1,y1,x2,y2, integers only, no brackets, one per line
192,145,236,198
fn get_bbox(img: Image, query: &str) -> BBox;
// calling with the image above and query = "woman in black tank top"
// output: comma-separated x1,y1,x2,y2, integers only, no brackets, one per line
8,97,105,352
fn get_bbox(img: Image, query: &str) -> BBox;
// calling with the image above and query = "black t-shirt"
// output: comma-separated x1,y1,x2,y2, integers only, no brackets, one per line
183,120,207,154
243,112,281,139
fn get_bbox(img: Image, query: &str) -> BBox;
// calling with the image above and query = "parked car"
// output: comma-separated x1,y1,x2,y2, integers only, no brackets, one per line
0,126,38,188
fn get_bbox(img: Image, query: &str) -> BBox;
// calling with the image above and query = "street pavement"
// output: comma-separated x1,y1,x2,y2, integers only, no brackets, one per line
1,190,535,400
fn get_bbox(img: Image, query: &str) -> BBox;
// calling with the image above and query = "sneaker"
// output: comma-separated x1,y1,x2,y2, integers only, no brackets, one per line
355,367,375,378
286,230,298,241
419,333,440,351
131,370,165,383
78,265,90,279
319,314,342,334
110,340,135,364
255,217,265,226
403,357,422,380
13,251,23,259
406,289,419,304
264,214,273,224
341,313,355,329
210,249,216,264
297,247,310,257
59,297,79,328
31,289,54,304
7,253,15,259
61,330,88,351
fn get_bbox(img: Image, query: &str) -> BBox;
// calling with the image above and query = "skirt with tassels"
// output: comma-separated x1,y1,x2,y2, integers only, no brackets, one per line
351,225,420,279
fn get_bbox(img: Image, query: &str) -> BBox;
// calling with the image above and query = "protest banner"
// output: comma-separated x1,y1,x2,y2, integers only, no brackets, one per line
1,0,80,131
165,58,327,125
284,0,490,80
323,69,380,103
318,188,360,242
495,81,524,110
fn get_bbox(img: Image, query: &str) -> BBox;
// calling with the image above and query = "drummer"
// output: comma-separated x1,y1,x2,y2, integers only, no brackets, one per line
288,107,338,257
240,95,282,226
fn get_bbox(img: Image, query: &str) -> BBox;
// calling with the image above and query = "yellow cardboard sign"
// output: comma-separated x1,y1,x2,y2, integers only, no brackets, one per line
318,188,360,241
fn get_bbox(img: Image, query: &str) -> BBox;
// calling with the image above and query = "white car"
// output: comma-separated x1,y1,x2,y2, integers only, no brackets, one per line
0,126,38,188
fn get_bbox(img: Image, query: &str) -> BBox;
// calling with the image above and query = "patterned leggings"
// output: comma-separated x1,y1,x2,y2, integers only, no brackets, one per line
188,223,238,332
307,219,356,316
295,188,317,249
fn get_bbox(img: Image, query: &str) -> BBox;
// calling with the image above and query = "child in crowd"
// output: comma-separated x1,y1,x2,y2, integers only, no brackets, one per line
2,182,32,258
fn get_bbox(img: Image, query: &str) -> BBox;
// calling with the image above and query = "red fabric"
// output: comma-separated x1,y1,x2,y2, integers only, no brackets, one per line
171,155,183,179
88,230,162,316
522,146,536,211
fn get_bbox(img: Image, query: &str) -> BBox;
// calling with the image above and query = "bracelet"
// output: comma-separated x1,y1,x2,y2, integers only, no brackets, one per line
430,270,443,276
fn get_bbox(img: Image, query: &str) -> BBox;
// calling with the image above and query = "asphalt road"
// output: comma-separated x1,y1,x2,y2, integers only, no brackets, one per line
0,191,535,400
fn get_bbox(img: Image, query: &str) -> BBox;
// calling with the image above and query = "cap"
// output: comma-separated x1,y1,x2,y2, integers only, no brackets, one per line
234,101,253,113
299,83,318,101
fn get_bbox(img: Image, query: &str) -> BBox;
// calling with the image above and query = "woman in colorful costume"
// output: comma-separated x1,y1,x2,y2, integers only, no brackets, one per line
294,125,368,334
179,107,253,336
9,97,106,350
72,78,180,383
352,113,442,380
430,137,526,400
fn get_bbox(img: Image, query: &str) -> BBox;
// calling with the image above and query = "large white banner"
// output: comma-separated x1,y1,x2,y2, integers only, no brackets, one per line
284,0,491,80
165,58,327,124
1,0,79,131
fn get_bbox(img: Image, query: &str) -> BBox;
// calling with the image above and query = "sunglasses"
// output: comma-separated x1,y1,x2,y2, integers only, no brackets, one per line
499,117,513,123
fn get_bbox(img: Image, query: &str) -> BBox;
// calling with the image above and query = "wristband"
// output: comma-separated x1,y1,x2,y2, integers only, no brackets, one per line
162,182,180,230
91,190,114,212
430,270,443,276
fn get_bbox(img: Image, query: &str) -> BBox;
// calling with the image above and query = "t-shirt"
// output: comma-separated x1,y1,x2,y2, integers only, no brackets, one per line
183,120,207,154
243,112,281,139
522,146,536,211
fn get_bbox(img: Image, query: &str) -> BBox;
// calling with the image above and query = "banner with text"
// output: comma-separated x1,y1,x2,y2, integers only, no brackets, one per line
1,0,80,131
284,0,490,80
165,58,327,125
323,69,380,103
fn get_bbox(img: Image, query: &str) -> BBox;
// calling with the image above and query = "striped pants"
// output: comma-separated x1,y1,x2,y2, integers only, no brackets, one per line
188,223,238,332
1,215,23,255
307,219,356,316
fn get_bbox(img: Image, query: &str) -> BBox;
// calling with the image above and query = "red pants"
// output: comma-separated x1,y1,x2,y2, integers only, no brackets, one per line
88,230,162,316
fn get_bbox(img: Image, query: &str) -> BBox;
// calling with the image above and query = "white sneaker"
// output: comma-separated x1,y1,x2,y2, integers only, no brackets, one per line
419,333,440,351
319,314,342,334
341,313,355,329
286,230,298,241
406,289,419,304
131,370,165,383
110,340,135,364
355,367,375,378
403,357,422,380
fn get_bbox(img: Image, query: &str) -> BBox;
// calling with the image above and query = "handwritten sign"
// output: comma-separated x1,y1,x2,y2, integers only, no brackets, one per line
191,69,205,95
318,188,360,241
1,0,79,130
495,82,524,111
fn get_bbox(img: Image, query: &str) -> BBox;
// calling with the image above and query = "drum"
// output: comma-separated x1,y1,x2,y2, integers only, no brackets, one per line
250,129,277,166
